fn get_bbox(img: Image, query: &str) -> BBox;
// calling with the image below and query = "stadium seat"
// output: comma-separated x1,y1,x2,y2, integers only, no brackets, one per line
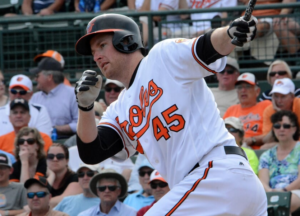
0,0,21,15
266,191,291,216
254,149,267,159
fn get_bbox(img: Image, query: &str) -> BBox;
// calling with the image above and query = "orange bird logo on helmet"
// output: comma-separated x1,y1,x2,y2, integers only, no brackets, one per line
87,22,95,34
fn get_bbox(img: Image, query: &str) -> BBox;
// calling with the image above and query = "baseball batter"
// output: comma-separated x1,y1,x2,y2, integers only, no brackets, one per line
75,14,267,215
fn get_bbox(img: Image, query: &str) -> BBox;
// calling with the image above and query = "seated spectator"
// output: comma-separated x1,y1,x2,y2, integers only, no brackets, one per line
124,159,155,211
18,176,69,216
99,79,124,112
10,127,48,183
263,78,300,149
0,75,52,136
0,99,52,155
46,143,82,208
259,60,300,101
0,153,27,215
79,169,136,216
53,163,100,216
30,58,78,139
0,71,8,107
137,170,170,216
210,57,240,117
259,110,300,214
224,117,259,174
224,73,272,149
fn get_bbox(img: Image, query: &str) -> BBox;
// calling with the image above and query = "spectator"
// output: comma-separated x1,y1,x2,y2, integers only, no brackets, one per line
74,0,116,12
46,143,82,208
10,127,48,183
99,79,124,112
262,78,300,149
78,169,136,216
259,60,300,101
259,110,300,214
0,71,8,107
0,74,52,137
224,117,259,174
0,99,52,156
30,58,79,139
53,163,100,216
18,176,69,216
223,73,272,149
137,170,170,216
123,159,155,211
0,153,27,215
210,57,240,117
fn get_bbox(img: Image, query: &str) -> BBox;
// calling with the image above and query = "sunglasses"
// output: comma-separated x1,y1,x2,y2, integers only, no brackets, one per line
105,87,122,93
273,123,294,129
27,191,48,199
47,153,65,160
77,171,95,178
150,181,169,189
220,69,235,75
269,71,287,77
97,185,119,192
226,127,240,133
139,170,153,177
17,138,36,145
10,89,29,95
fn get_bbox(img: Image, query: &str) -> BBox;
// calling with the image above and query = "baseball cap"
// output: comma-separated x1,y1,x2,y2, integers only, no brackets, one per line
9,74,32,91
76,163,99,173
34,50,65,68
10,98,30,111
226,57,240,71
224,117,244,132
104,79,124,88
0,153,12,168
270,78,295,95
235,73,258,86
24,176,52,193
149,170,166,183
29,58,63,74
138,158,154,171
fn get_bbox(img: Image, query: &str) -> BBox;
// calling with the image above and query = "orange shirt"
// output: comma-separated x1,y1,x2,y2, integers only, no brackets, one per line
263,98,300,135
0,131,52,155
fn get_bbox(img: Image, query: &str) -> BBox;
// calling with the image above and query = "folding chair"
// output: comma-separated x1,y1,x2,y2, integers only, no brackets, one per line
266,191,291,216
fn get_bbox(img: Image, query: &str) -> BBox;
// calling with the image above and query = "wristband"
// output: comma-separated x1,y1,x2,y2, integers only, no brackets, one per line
78,103,94,112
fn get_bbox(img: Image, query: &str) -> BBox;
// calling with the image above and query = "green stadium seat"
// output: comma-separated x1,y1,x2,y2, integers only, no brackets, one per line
266,191,291,216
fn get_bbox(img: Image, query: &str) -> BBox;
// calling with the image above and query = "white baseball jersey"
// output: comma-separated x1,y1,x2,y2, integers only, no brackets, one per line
99,37,236,188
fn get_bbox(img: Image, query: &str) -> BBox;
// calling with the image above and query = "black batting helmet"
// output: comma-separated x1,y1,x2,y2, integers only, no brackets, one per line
75,14,144,55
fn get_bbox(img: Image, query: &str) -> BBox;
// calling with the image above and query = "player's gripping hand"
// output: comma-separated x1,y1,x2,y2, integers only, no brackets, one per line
227,15,258,44
75,70,102,112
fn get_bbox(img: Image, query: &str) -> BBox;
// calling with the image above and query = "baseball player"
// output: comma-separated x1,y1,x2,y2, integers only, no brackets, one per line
74,14,267,215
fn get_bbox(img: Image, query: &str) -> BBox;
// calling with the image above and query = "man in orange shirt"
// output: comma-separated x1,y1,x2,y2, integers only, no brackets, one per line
0,99,52,155
223,73,271,149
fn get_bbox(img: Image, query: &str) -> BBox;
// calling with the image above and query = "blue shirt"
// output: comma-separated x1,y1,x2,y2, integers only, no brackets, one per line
123,190,155,211
0,150,16,164
78,200,136,216
31,84,78,133
33,0,55,14
53,193,100,216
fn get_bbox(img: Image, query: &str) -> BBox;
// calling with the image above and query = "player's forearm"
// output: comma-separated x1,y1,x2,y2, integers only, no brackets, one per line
211,26,235,56
77,110,98,143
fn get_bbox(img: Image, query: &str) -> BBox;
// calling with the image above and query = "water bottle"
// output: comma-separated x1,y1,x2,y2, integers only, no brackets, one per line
51,128,57,141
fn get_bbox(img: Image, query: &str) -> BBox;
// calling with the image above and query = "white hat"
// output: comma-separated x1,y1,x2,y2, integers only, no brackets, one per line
224,117,243,132
149,170,167,183
235,73,258,86
226,57,240,71
270,78,295,95
9,74,32,91
76,163,99,172
104,79,124,88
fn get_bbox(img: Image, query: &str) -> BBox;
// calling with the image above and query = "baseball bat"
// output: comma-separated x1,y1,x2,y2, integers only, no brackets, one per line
231,0,257,46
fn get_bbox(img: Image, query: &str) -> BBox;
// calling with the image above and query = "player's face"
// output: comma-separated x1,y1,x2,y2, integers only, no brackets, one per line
77,167,95,190
9,87,32,101
90,33,127,80
269,64,289,86
104,83,123,106
216,66,239,88
27,184,50,212
236,82,259,105
273,93,294,110
0,165,12,184
150,180,170,201
97,179,121,204
138,167,153,193
273,116,296,143
9,106,31,129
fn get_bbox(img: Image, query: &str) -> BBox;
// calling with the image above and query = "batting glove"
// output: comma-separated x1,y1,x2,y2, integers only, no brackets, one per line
75,70,102,112
227,15,258,43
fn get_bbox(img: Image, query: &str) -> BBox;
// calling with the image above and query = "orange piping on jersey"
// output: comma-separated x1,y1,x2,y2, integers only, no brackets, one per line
191,38,217,74
9,179,19,182
98,122,130,158
166,161,213,215
136,140,144,154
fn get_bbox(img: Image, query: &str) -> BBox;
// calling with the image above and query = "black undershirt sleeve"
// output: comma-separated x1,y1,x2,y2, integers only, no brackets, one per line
195,29,225,65
76,126,124,164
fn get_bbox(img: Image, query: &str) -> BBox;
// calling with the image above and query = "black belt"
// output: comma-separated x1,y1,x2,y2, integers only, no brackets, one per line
189,146,248,174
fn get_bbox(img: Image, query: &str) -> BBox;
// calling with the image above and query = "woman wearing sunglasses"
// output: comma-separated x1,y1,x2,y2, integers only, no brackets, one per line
259,60,300,101
0,71,8,107
259,110,300,213
10,127,47,184
46,143,82,208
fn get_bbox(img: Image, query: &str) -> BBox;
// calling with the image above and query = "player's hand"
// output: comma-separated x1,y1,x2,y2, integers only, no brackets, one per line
227,15,258,44
75,70,102,111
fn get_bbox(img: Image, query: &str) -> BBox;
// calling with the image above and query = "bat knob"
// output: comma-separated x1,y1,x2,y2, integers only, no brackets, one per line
231,37,244,47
